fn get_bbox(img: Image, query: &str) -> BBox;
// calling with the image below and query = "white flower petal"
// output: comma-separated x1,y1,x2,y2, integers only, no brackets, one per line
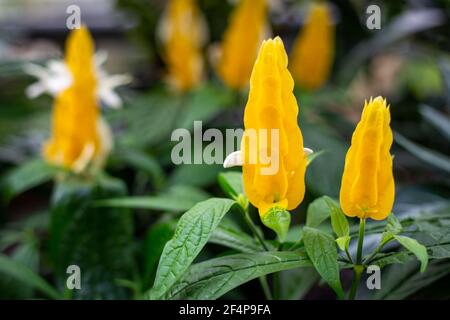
223,150,243,168
98,86,122,109
94,50,108,67
304,147,314,155
23,61,72,98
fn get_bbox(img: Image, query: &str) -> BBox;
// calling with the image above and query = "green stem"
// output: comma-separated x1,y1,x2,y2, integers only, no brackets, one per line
242,207,273,299
243,209,269,251
345,248,353,264
259,276,273,300
348,218,366,300
348,265,363,300
356,218,366,264
363,237,394,265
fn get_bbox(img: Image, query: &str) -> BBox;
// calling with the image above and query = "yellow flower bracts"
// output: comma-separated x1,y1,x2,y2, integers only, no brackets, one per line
290,2,334,90
217,0,267,89
160,0,206,92
44,27,107,173
340,97,395,220
242,37,307,219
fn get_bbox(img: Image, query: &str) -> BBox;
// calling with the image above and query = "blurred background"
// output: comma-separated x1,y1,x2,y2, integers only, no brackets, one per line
0,0,449,300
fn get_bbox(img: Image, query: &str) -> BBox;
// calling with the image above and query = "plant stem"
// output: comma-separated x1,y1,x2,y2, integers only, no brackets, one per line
242,207,273,300
259,276,273,300
356,218,366,264
348,218,366,300
348,265,363,300
243,209,270,251
363,237,393,265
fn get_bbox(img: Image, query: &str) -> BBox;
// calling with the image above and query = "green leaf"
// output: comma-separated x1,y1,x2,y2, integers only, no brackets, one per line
394,132,450,173
143,220,176,289
113,148,166,190
336,236,351,252
0,254,61,299
280,267,319,300
371,252,412,269
375,259,450,300
261,207,291,242
325,197,349,238
420,105,450,140
113,91,182,148
49,175,134,299
394,235,429,272
386,213,403,234
175,84,233,129
301,122,348,197
306,196,331,228
149,198,236,299
303,227,344,299
94,185,209,212
165,251,312,299
217,171,244,199
169,163,223,188
1,159,63,201
209,224,263,253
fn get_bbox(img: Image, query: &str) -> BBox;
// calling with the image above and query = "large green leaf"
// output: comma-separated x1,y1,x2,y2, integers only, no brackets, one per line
0,254,61,299
49,175,134,299
209,224,263,253
394,132,450,173
94,185,209,212
166,251,312,299
374,259,450,300
303,227,344,299
149,198,236,299
280,267,319,300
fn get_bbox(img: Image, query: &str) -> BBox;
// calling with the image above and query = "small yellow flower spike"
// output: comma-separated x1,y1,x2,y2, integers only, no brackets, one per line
340,97,395,221
216,0,267,90
159,0,206,92
289,2,335,91
44,26,109,173
242,37,307,219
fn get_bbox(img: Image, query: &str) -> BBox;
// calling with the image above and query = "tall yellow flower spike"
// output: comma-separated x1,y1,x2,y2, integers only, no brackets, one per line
289,2,335,90
160,0,206,92
340,97,395,221
216,0,267,90
44,27,107,173
242,37,307,221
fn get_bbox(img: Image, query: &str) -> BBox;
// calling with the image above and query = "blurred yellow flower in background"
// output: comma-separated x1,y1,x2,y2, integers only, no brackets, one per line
290,2,335,91
215,0,268,90
158,0,207,92
340,97,395,221
25,26,130,173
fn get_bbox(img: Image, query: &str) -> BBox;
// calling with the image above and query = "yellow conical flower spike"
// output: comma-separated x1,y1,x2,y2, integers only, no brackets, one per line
159,0,207,92
216,0,267,90
242,37,307,219
340,97,395,220
290,2,335,91
44,26,107,173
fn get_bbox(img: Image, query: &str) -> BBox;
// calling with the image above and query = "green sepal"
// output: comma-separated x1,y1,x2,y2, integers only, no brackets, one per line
261,207,291,243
